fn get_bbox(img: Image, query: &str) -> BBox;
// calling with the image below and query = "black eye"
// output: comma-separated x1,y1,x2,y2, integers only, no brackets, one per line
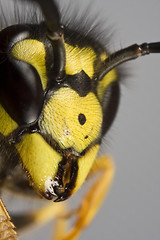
78,113,86,125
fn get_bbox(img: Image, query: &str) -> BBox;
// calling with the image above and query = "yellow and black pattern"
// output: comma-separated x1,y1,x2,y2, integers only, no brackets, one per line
0,13,118,201
0,0,160,239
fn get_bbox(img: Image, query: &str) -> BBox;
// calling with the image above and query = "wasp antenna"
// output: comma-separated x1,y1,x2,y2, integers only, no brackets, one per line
148,42,160,53
32,0,61,37
33,0,66,81
98,42,160,81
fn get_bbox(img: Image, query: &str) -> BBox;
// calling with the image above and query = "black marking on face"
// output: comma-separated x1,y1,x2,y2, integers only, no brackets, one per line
78,113,86,125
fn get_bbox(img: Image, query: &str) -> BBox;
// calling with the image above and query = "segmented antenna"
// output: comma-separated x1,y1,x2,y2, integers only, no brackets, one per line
98,42,160,81
32,0,66,81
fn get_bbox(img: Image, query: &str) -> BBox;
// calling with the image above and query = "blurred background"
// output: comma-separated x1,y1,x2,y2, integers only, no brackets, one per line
1,0,160,239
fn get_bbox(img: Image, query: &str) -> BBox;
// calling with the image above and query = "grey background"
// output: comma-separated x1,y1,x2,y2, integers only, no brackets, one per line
2,0,160,239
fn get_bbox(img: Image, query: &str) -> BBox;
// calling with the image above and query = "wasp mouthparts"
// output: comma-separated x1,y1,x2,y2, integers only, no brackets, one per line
43,178,59,200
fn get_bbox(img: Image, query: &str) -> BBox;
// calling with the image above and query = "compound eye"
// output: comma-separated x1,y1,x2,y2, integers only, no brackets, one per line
78,113,86,125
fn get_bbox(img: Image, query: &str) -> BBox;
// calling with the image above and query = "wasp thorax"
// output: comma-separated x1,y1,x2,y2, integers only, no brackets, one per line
39,87,102,153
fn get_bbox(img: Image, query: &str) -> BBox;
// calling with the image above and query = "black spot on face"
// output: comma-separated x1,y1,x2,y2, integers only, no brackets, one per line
78,113,86,125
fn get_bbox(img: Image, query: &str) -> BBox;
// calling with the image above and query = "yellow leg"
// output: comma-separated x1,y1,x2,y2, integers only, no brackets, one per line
0,198,18,240
12,201,67,232
27,202,66,228
53,155,115,240
52,207,68,240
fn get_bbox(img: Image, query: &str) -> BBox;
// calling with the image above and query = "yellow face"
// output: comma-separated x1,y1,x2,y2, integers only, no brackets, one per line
31,87,102,199
14,85,103,200
7,39,117,201
40,87,102,153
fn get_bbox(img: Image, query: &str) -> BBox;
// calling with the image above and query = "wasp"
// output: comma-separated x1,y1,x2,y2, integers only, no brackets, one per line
0,0,160,239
